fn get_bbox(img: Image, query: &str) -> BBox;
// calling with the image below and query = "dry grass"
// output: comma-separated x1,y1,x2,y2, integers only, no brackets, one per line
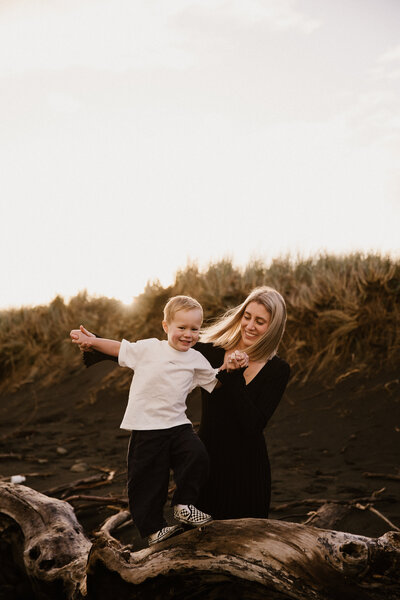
0,253,398,393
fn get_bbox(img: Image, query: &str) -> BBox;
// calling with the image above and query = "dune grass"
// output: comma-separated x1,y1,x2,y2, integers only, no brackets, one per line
0,253,398,393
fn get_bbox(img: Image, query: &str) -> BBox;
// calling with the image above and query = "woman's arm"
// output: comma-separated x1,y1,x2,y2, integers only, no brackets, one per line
83,348,119,367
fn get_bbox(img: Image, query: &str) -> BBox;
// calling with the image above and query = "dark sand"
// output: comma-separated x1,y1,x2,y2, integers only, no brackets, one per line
0,361,399,551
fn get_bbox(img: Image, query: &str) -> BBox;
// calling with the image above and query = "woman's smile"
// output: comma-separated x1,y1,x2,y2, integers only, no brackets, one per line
239,301,271,347
243,330,258,340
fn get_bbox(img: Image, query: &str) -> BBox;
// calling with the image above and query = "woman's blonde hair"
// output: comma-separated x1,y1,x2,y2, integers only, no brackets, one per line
200,286,287,361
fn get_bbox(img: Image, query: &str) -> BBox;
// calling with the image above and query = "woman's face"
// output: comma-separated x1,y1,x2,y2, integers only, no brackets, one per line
239,301,271,348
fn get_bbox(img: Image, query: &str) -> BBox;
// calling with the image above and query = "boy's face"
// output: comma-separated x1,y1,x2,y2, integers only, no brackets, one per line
162,308,203,352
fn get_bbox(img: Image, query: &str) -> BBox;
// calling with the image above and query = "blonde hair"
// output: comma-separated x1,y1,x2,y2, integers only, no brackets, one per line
163,295,203,324
200,286,287,361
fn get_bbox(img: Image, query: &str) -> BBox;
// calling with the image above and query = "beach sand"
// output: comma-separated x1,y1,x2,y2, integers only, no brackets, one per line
1,360,399,551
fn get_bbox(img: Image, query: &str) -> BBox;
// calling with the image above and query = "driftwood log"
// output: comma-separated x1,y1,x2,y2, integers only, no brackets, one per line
0,481,90,599
1,482,399,600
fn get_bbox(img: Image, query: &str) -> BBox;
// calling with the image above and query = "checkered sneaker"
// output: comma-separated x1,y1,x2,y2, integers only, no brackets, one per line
147,525,183,546
173,504,212,526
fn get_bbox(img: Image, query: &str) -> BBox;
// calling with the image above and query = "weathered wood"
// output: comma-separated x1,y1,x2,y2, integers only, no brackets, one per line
304,501,400,533
0,482,91,600
88,519,400,600
95,510,132,541
43,471,116,498
63,493,128,506
354,503,400,532
303,502,352,527
1,483,399,600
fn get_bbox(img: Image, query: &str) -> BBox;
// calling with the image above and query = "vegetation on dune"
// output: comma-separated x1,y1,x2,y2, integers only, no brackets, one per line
0,253,398,393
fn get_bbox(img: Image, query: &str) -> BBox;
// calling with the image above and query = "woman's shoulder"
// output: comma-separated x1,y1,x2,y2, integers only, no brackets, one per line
194,341,222,356
271,354,290,369
194,342,225,366
264,355,291,379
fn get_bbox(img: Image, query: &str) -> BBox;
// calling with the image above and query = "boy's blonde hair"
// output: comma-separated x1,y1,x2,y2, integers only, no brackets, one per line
200,286,287,361
163,295,203,324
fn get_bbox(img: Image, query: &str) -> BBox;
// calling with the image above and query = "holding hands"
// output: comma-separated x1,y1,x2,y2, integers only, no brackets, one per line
225,350,249,372
70,325,249,371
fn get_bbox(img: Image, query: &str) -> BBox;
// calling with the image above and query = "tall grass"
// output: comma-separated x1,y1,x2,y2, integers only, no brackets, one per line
0,253,398,393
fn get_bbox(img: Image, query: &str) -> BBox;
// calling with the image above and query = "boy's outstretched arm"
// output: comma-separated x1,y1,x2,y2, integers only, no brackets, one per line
70,325,120,357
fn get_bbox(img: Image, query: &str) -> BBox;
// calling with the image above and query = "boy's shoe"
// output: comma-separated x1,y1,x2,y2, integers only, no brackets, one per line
173,504,212,527
147,525,183,546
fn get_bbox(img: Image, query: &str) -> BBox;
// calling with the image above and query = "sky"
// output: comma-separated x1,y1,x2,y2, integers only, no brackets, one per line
1,0,399,309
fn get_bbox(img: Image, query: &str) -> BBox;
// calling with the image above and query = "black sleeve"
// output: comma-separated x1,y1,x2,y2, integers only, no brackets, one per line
216,361,290,435
81,333,119,368
194,342,225,369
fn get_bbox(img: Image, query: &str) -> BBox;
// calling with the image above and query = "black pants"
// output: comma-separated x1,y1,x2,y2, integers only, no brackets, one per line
127,424,209,537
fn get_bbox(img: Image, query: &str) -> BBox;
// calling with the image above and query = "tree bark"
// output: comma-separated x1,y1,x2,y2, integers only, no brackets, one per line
1,482,399,600
0,481,90,600
88,519,400,600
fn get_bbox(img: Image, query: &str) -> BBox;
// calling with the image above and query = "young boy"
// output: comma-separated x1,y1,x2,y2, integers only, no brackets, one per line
70,295,247,546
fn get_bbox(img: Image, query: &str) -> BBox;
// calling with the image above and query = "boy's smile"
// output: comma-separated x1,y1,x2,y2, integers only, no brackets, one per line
162,308,203,352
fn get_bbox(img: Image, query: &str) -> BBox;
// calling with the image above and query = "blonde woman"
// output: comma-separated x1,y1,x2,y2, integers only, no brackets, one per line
194,286,290,519
78,286,289,522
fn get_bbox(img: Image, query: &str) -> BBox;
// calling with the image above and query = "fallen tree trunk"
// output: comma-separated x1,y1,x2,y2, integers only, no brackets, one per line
1,483,399,600
0,482,91,600
88,520,400,600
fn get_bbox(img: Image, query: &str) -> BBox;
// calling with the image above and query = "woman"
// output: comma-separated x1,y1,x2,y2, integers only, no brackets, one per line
79,285,289,520
195,286,290,519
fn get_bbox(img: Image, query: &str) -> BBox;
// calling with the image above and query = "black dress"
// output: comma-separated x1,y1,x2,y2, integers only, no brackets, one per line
194,342,290,520
82,340,290,519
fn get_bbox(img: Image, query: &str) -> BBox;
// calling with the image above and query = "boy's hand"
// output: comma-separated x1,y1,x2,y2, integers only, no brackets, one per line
226,351,249,371
79,325,95,336
69,328,120,357
70,325,95,351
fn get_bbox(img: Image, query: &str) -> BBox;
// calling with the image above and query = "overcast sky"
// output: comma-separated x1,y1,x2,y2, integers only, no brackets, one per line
1,0,399,308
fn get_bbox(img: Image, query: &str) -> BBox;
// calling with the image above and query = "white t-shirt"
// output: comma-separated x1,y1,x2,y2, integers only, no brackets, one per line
118,338,219,430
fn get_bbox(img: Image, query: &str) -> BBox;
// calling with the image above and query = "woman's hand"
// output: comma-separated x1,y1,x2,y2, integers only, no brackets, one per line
226,350,249,372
